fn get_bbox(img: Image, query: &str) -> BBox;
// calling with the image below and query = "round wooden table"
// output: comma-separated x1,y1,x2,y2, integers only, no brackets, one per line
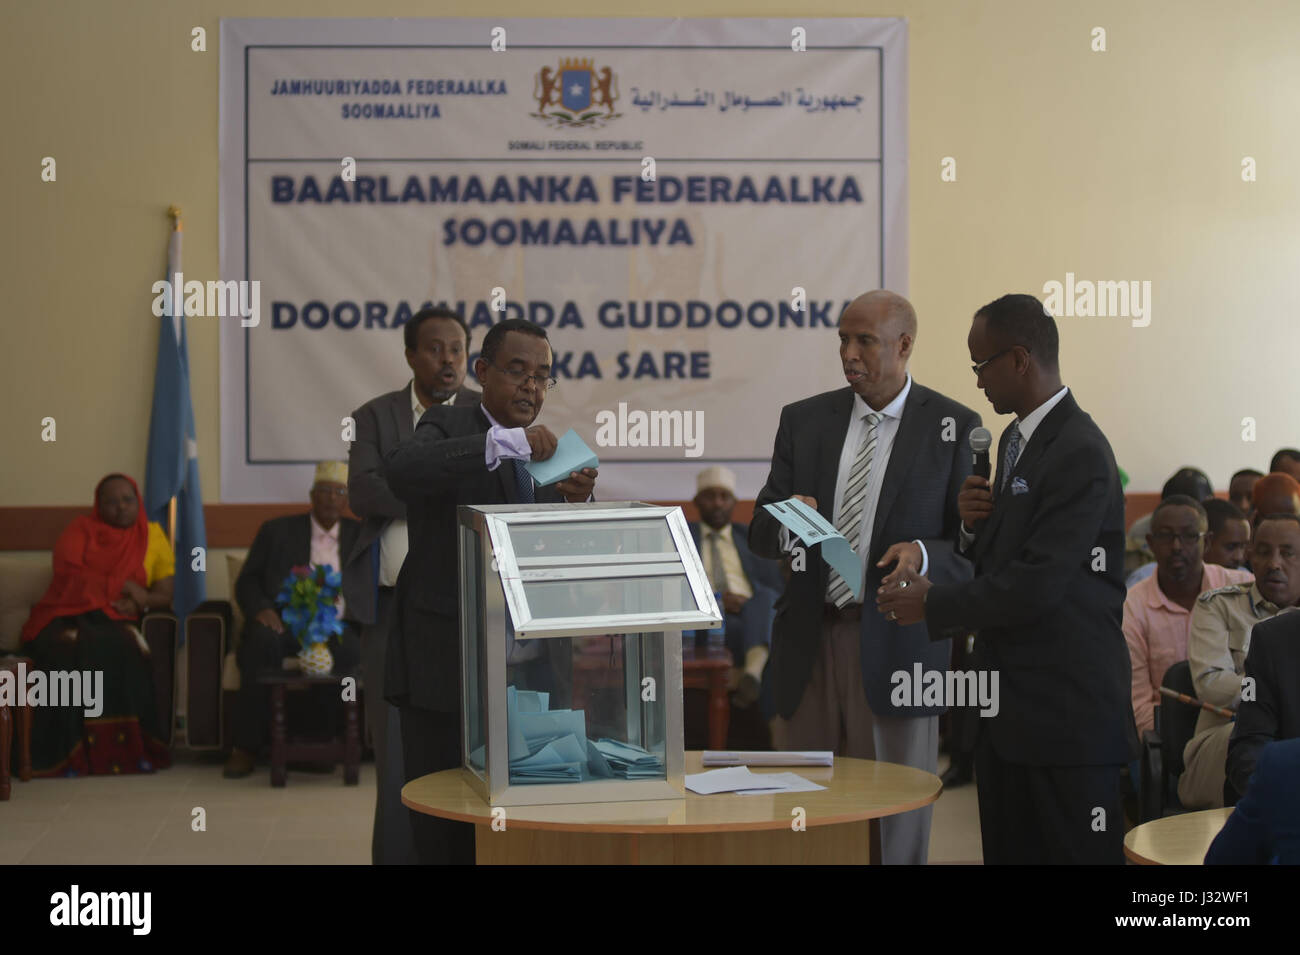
402,751,941,864
1123,808,1234,865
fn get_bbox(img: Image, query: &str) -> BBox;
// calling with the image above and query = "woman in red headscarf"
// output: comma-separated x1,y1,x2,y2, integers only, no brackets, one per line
21,474,175,776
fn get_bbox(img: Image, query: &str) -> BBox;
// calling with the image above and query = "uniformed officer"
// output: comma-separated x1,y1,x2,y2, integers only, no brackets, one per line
1179,514,1300,808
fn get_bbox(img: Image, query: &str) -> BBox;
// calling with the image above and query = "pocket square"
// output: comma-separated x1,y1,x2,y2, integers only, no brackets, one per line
1010,477,1029,495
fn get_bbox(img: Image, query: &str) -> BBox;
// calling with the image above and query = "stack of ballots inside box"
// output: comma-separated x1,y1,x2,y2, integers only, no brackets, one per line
506,686,663,785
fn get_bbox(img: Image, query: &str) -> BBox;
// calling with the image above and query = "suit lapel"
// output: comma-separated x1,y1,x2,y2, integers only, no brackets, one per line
869,383,928,558
395,385,414,442
341,520,358,565
292,514,312,568
979,393,1077,550
1011,393,1074,480
732,522,754,585
817,390,854,522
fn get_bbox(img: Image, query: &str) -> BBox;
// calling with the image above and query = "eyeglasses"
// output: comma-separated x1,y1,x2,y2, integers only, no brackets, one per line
312,486,348,498
971,346,1022,376
1151,531,1203,546
491,363,558,391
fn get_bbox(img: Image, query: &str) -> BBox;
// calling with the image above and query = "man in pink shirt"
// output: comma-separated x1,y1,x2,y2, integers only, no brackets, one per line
1124,495,1253,737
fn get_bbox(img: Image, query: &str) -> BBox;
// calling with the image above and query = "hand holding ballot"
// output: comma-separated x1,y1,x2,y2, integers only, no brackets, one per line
761,496,864,600
523,427,600,503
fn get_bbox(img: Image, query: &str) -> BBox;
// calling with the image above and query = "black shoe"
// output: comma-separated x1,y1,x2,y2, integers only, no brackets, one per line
940,763,973,788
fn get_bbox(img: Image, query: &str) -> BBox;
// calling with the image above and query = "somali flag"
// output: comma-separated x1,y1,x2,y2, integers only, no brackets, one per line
144,226,207,629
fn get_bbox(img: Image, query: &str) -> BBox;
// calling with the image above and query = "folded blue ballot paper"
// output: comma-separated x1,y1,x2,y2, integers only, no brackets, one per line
522,428,600,487
762,497,864,600
503,684,665,784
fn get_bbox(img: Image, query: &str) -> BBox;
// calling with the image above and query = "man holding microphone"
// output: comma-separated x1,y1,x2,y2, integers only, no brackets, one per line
877,294,1137,865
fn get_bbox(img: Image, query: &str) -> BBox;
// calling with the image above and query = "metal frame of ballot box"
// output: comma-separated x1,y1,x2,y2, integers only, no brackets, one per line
458,502,722,807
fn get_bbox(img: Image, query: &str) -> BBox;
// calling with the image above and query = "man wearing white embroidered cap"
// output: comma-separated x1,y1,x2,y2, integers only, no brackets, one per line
687,466,782,707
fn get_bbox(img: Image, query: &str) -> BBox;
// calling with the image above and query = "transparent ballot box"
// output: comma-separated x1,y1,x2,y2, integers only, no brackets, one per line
459,502,721,806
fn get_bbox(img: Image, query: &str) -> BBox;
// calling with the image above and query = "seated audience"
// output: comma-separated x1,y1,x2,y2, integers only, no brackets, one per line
1205,737,1300,864
1225,610,1300,798
21,473,174,775
1179,514,1300,808
687,466,781,706
1269,448,1300,482
223,461,364,778
1125,467,1214,577
1124,496,1252,737
1247,472,1300,526
1202,498,1251,570
1230,468,1264,515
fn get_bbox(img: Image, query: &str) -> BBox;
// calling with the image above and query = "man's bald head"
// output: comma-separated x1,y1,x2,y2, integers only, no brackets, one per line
837,289,915,409
846,290,918,340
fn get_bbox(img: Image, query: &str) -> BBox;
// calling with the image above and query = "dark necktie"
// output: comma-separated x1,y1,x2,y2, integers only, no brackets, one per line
512,459,535,504
708,531,726,593
999,421,1022,493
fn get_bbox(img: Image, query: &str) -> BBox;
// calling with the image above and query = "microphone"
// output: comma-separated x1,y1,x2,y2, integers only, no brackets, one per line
970,427,993,481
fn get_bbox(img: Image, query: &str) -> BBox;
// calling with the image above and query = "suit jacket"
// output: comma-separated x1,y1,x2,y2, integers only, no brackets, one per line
749,382,980,719
383,403,563,714
925,391,1137,766
346,382,481,625
235,513,362,631
1227,612,1300,797
1205,737,1300,864
688,521,782,597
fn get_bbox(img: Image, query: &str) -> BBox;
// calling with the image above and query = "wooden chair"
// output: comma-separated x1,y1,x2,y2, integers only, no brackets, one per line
1139,660,1200,821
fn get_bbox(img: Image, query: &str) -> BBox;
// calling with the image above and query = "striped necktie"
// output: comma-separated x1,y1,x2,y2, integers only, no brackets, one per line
999,421,1022,494
512,459,536,504
827,412,881,608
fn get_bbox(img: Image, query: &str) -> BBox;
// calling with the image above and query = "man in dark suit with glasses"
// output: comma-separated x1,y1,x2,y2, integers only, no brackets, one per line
879,293,1137,865
384,318,597,864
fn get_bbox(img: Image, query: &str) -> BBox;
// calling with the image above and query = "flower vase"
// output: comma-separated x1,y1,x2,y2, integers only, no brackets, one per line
298,642,334,676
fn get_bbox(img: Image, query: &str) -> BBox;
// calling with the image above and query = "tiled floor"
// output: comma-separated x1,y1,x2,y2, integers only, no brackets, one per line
2,753,983,864
2,754,374,865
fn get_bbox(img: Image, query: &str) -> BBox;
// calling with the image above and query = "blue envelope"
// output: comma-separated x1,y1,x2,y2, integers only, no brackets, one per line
522,429,600,487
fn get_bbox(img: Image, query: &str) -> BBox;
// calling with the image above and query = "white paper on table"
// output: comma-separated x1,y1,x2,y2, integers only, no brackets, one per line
735,772,827,795
684,766,787,795
702,750,833,767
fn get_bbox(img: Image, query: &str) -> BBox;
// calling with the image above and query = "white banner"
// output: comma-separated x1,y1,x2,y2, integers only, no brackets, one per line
219,17,907,502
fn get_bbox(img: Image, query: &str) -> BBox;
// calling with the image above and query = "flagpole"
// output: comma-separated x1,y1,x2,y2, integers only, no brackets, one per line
166,205,182,554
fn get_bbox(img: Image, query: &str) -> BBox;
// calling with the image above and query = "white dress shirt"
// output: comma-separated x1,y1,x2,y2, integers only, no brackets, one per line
310,514,346,619
825,375,929,602
378,380,455,587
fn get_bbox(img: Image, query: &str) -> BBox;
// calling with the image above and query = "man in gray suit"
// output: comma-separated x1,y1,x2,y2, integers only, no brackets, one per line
347,305,480,864
750,290,979,865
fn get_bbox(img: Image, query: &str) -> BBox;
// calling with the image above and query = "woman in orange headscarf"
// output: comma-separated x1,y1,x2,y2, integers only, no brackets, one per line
22,474,175,775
